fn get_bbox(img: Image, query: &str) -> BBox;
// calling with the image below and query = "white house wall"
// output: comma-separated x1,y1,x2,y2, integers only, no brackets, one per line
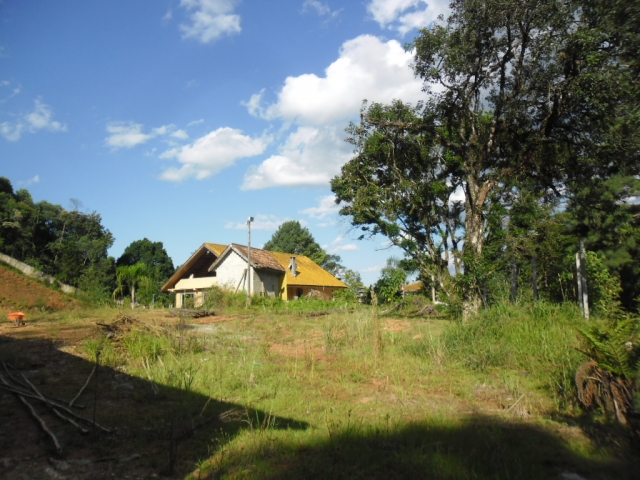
173,277,217,291
214,250,259,293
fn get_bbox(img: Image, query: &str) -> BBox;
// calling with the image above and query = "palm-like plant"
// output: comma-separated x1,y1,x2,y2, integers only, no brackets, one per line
575,317,640,425
114,262,152,308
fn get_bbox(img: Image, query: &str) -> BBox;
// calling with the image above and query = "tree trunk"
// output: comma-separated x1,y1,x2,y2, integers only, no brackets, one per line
579,239,589,320
532,256,538,302
131,285,136,309
462,177,491,320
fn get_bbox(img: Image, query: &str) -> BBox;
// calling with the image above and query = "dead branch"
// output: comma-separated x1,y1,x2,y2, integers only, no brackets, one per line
3,362,85,409
0,373,62,453
0,382,111,432
69,363,97,408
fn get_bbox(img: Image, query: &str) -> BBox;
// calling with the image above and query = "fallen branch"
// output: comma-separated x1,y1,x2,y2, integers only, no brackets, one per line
3,363,85,409
0,373,62,453
0,382,111,432
12,367,89,434
69,364,97,408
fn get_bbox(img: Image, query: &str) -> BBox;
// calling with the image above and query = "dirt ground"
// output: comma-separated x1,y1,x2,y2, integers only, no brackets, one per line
0,265,77,313
0,311,266,480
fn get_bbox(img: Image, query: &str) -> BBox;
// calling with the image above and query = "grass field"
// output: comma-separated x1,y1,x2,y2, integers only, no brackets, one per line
0,297,638,479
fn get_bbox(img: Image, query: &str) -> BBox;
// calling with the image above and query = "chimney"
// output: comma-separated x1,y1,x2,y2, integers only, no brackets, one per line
289,256,298,277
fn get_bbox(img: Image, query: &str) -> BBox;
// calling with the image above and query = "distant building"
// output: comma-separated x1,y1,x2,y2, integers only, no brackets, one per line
161,242,347,307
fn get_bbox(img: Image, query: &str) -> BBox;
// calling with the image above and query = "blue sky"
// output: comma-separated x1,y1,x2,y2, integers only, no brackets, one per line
0,0,448,285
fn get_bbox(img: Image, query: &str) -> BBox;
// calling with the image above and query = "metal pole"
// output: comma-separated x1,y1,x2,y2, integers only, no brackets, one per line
247,216,254,307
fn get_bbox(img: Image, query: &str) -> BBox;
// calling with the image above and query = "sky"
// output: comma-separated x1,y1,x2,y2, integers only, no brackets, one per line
0,0,449,285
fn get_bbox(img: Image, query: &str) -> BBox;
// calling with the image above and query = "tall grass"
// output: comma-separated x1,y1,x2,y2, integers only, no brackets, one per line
407,301,586,404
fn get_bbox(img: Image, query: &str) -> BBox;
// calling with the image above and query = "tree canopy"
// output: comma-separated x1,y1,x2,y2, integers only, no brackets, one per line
0,177,116,299
331,0,640,315
264,220,343,274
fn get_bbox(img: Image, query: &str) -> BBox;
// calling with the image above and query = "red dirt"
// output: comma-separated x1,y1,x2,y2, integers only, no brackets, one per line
0,264,78,316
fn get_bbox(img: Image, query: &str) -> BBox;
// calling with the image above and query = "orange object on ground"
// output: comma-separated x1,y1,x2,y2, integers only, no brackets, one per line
7,312,25,323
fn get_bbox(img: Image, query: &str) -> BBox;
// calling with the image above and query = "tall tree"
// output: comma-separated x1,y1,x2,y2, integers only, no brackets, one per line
332,0,639,317
116,238,174,281
264,221,343,273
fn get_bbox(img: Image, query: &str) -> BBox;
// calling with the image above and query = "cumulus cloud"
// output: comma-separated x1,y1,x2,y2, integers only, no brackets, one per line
258,35,423,125
179,0,241,43
1,99,66,141
367,0,449,35
241,125,351,190
301,195,340,219
243,35,425,189
25,99,67,132
160,127,270,181
225,214,289,231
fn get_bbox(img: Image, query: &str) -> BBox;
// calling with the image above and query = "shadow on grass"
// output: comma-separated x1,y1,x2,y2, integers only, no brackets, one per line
200,413,638,480
0,334,308,479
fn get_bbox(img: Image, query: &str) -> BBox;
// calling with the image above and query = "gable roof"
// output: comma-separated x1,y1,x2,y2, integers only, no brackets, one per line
161,243,226,292
268,251,347,288
207,243,286,273
206,244,347,289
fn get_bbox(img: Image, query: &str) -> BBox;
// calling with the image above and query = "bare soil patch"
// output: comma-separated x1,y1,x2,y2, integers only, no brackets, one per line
0,264,77,314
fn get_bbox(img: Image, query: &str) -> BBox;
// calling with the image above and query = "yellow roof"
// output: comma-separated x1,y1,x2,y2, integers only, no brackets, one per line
403,281,422,292
204,243,227,256
268,251,347,288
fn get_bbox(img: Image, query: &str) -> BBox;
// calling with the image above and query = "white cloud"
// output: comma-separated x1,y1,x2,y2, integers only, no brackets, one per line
1,99,66,141
179,0,241,43
225,214,289,231
106,122,153,149
0,122,24,141
20,175,40,186
162,10,173,23
302,0,342,20
258,35,423,125
243,35,425,189
0,80,21,104
25,99,67,132
106,122,192,149
160,127,270,181
325,236,358,253
367,0,449,34
301,195,340,219
242,125,351,190
187,118,205,126
172,129,189,140
361,263,385,273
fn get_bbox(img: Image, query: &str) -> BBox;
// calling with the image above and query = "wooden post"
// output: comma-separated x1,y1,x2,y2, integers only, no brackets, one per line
431,274,436,303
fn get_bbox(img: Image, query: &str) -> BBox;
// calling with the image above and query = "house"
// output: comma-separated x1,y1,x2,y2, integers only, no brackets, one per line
161,242,347,307
402,281,423,296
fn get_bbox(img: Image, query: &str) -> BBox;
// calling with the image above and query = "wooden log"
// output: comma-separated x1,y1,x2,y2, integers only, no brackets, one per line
69,364,97,408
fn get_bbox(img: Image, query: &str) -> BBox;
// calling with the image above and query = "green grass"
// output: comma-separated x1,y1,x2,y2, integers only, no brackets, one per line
69,300,639,479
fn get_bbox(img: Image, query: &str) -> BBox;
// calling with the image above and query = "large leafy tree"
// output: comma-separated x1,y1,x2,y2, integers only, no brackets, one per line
116,238,174,281
332,0,639,317
264,220,343,274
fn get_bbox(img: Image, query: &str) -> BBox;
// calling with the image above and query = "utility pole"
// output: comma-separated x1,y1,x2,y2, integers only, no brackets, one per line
247,216,254,307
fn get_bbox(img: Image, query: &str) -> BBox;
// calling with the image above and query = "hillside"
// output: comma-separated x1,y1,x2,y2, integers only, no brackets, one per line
0,262,77,314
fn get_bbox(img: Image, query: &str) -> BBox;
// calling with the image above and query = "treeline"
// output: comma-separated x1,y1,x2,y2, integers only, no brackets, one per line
0,177,173,305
